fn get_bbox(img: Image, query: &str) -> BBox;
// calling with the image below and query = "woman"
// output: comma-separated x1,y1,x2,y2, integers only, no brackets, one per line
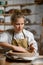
0,12,38,53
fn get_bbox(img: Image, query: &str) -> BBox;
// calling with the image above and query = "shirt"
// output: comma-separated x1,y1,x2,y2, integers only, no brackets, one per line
0,29,38,53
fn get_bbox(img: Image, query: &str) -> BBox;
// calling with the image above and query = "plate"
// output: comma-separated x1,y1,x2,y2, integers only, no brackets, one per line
5,52,39,61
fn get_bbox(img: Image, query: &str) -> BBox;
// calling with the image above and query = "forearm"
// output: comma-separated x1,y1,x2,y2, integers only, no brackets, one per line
0,42,27,53
28,41,38,53
0,42,13,50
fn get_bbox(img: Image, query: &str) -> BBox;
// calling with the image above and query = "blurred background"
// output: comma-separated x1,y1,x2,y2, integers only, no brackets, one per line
0,0,43,55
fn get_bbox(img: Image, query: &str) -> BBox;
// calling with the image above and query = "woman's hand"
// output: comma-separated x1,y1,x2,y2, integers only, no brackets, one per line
12,45,27,53
28,43,35,53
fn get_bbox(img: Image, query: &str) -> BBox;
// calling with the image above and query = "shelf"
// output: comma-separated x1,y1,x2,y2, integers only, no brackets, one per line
0,13,39,16
0,30,5,32
0,3,42,7
4,23,11,25
0,14,12,16
0,22,41,25
0,2,42,26
25,23,41,25
0,23,11,25
0,23,4,25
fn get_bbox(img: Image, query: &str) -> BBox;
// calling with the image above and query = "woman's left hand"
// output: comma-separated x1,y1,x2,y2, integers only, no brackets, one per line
28,43,35,53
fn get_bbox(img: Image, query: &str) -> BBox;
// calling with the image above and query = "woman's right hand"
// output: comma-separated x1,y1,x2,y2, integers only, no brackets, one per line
12,45,27,53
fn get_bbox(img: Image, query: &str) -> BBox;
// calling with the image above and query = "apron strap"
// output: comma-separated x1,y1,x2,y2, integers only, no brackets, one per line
22,30,29,47
12,30,29,47
22,30,26,38
12,30,26,39
12,32,18,46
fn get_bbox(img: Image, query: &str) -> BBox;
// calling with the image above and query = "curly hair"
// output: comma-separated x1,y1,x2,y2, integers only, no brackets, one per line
11,12,25,24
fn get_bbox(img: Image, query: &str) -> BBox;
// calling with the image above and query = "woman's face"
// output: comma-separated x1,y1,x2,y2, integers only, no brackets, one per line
13,17,25,33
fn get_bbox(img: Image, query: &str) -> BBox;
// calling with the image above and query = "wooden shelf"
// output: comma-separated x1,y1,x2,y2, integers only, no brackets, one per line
0,3,42,7
0,23,4,25
25,23,41,25
0,13,39,16
0,23,11,25
0,14,12,16
0,2,42,26
0,22,41,25
4,23,11,25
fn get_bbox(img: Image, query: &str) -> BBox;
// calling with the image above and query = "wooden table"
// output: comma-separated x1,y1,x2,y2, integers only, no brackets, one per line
5,56,43,65
0,53,32,65
3,56,43,65
0,53,43,65
5,61,31,65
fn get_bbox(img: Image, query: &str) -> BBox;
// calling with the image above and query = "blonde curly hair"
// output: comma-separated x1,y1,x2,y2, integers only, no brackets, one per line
11,12,25,24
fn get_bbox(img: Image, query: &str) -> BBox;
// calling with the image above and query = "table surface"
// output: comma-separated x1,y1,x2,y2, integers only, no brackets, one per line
0,53,43,65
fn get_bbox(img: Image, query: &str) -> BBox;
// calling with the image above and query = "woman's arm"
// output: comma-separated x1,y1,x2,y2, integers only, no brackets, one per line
27,32,38,53
0,42,27,53
0,42,13,49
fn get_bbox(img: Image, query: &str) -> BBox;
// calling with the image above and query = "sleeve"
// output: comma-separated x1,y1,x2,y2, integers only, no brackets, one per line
8,33,12,44
27,32,38,53
0,32,12,44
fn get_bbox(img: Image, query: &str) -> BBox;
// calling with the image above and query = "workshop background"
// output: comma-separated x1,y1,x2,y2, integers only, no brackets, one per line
0,0,43,55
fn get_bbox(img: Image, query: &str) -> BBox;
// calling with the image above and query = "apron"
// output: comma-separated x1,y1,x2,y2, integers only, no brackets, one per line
12,31,28,49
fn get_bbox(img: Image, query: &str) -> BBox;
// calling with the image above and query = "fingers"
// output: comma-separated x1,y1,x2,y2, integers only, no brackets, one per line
27,43,35,53
12,46,27,53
